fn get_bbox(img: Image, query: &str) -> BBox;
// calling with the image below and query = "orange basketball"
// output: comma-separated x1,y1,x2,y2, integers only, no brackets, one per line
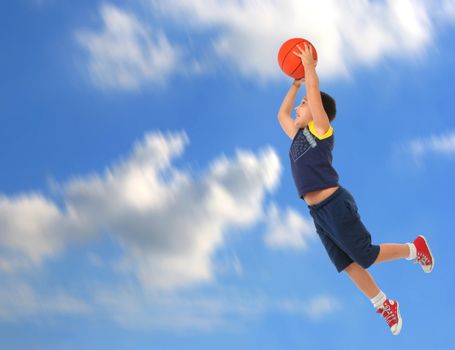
277,38,318,79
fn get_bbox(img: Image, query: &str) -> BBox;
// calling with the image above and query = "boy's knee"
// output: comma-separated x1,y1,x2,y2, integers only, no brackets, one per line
349,244,380,270
356,245,381,269
343,262,360,273
344,260,372,274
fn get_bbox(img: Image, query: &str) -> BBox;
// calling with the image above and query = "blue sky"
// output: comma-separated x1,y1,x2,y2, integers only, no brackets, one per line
0,0,454,349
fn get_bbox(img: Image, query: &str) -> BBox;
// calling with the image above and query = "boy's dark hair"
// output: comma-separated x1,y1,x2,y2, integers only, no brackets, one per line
320,91,336,122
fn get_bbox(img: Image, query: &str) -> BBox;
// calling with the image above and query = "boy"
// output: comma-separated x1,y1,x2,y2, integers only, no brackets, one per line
277,43,435,335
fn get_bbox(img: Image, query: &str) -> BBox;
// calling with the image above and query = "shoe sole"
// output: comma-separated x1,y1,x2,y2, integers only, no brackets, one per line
392,301,403,336
418,235,435,273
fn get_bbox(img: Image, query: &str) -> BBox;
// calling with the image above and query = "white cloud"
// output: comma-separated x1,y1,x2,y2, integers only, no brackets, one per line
76,4,181,90
0,131,281,291
144,0,451,80
93,285,341,331
0,280,91,321
404,129,455,163
0,279,341,330
74,1,455,87
433,0,455,22
264,202,317,250
0,194,91,269
275,295,341,320
304,295,342,320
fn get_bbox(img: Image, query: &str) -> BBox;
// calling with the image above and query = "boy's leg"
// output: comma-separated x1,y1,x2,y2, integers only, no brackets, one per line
373,244,410,265
373,238,434,272
344,262,380,298
344,262,403,335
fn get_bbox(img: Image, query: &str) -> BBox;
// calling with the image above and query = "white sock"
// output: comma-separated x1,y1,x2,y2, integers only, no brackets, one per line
405,242,416,260
370,290,387,309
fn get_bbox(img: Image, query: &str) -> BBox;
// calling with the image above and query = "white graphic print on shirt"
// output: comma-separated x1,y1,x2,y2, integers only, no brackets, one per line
290,127,317,162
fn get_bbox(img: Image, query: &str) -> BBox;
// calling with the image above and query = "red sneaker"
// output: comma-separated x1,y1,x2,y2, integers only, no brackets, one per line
413,235,435,273
376,299,402,335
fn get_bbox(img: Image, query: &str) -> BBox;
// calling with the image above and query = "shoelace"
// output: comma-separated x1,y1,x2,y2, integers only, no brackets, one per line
377,304,397,326
414,251,430,266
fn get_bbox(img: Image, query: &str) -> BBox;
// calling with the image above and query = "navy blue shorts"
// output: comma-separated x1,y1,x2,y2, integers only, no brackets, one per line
307,185,380,273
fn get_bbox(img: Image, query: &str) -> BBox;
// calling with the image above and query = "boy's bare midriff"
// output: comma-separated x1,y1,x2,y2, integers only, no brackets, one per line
303,185,340,206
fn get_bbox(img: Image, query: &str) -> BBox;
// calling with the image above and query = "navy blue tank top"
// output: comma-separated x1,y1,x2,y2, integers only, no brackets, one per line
289,120,339,199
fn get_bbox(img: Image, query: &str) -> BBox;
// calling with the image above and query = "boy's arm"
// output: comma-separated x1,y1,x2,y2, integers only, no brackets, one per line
277,80,301,140
294,44,331,136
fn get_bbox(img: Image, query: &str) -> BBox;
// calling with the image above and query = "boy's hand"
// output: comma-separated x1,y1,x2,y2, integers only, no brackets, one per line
293,42,316,68
293,78,305,88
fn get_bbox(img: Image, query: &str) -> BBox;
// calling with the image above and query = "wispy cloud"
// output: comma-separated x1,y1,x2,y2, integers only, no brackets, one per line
433,0,455,22
74,1,455,88
145,0,452,80
0,278,341,330
75,4,181,90
264,202,317,250
275,295,342,321
93,285,341,331
400,129,455,165
0,280,91,322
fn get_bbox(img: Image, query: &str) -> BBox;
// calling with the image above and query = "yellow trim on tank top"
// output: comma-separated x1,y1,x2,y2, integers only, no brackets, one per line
308,120,333,140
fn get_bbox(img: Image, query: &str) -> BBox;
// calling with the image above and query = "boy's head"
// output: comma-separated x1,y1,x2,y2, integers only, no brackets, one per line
294,91,337,128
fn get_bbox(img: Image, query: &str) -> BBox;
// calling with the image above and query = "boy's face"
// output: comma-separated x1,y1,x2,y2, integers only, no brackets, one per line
294,96,312,128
